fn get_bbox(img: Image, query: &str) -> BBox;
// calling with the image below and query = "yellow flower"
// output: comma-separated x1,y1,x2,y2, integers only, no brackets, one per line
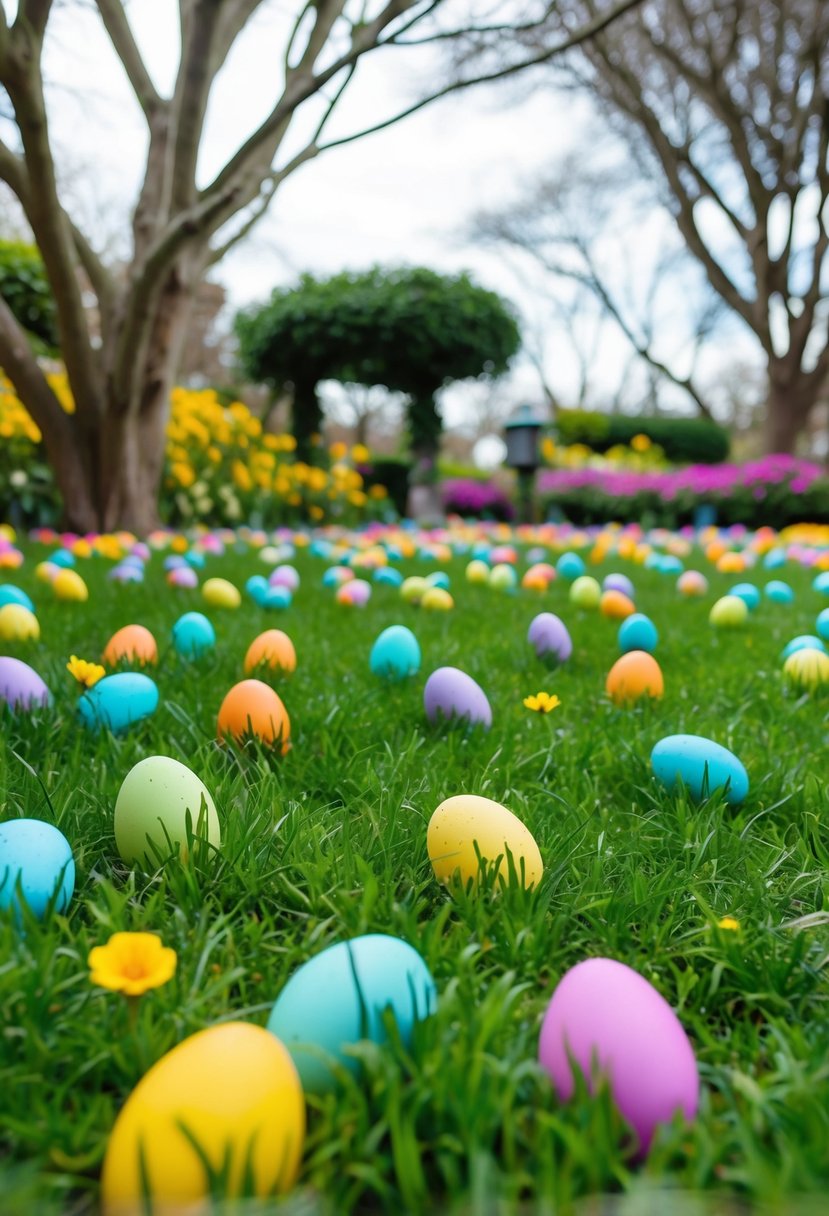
329,441,347,460
631,433,652,452
66,655,106,688
523,691,561,714
88,932,177,996
351,443,370,463
717,916,740,932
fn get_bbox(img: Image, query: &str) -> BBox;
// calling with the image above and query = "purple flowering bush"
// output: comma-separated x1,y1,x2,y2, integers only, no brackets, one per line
442,477,515,521
538,455,829,527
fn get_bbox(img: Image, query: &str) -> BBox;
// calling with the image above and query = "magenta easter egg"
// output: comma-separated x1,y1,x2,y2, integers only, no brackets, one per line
538,958,699,1155
0,656,51,712
423,667,491,730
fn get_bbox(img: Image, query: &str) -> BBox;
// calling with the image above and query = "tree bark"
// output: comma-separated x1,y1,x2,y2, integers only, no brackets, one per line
764,362,814,455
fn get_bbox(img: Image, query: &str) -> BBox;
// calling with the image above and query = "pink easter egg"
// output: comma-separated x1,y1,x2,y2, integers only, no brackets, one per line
538,958,699,1155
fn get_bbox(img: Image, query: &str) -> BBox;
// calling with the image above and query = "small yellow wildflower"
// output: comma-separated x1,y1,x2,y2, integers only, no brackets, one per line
329,441,348,460
523,692,561,714
66,655,106,688
351,443,370,463
88,932,177,996
717,916,740,932
631,433,652,452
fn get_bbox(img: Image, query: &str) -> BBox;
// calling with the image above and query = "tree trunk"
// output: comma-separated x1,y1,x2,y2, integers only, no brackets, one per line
765,362,814,455
292,378,322,463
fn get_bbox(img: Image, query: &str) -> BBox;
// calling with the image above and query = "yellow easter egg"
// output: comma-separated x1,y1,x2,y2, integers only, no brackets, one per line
52,568,89,601
427,793,543,890
202,577,241,609
101,1023,304,1215
0,602,40,640
783,648,829,690
35,561,58,583
421,587,454,611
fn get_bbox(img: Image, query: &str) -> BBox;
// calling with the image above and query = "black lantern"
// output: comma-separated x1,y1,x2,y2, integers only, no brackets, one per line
504,404,545,523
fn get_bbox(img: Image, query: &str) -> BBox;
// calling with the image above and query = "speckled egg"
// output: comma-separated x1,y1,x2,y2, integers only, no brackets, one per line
114,756,220,866
427,793,543,890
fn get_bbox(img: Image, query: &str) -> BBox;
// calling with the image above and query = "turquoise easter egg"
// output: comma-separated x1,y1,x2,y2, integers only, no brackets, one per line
264,586,292,610
817,608,829,641
812,572,829,596
556,553,585,581
765,580,794,604
266,934,436,1093
0,584,34,612
651,734,748,806
373,567,403,587
77,673,159,735
370,625,421,681
425,571,450,590
618,613,659,654
729,583,761,611
781,635,826,661
0,818,74,920
246,575,270,605
172,612,216,660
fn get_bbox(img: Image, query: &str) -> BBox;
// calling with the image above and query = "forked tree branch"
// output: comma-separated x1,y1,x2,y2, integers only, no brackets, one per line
94,0,161,119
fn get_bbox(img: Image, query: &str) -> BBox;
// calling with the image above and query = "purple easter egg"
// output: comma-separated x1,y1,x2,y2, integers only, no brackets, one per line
168,566,199,589
528,613,572,662
0,657,52,712
269,564,300,591
603,573,635,598
538,958,699,1155
423,666,491,730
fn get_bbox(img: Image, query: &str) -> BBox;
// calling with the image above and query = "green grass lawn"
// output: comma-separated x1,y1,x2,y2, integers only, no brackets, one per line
1,535,828,1215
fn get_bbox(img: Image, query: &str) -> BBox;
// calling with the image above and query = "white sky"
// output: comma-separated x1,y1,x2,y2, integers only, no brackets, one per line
2,0,764,436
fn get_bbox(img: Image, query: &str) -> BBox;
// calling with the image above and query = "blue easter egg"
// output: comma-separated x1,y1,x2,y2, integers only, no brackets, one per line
657,555,684,574
373,567,403,587
0,584,34,612
812,572,829,596
245,575,270,606
765,580,794,604
121,555,145,571
817,608,829,641
264,586,292,611
618,613,659,654
556,553,585,581
651,734,748,805
0,819,74,920
185,551,206,569
729,583,761,611
172,612,216,659
49,550,75,568
781,635,826,661
763,549,786,569
267,934,436,1093
603,574,634,597
164,555,187,571
425,571,450,590
370,625,421,681
77,673,159,735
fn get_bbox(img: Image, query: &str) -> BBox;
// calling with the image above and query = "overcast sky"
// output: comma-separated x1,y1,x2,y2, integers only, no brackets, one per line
3,0,762,443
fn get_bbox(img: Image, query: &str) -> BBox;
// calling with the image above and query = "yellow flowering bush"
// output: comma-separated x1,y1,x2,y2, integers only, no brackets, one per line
541,435,667,473
0,371,389,526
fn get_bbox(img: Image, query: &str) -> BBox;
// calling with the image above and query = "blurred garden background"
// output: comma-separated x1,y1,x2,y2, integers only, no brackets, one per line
0,0,826,535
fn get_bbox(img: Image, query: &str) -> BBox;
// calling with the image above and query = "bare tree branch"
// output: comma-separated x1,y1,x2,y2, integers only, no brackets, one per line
94,0,162,119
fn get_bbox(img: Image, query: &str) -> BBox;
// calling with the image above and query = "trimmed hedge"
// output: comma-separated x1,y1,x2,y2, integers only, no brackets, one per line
554,410,730,464
360,457,411,515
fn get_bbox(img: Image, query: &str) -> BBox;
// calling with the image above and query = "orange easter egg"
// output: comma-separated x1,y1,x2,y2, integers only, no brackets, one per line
717,552,745,574
606,651,664,705
103,624,158,667
600,590,636,620
244,630,297,675
217,679,291,751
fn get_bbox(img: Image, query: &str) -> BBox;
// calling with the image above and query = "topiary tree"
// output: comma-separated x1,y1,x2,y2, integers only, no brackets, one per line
0,239,58,354
236,266,522,474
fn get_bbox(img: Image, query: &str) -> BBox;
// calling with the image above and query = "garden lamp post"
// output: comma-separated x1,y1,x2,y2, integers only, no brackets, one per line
504,404,545,524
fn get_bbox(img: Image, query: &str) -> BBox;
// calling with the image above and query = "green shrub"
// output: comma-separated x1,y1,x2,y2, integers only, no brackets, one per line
0,240,59,354
555,410,730,464
361,456,411,515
